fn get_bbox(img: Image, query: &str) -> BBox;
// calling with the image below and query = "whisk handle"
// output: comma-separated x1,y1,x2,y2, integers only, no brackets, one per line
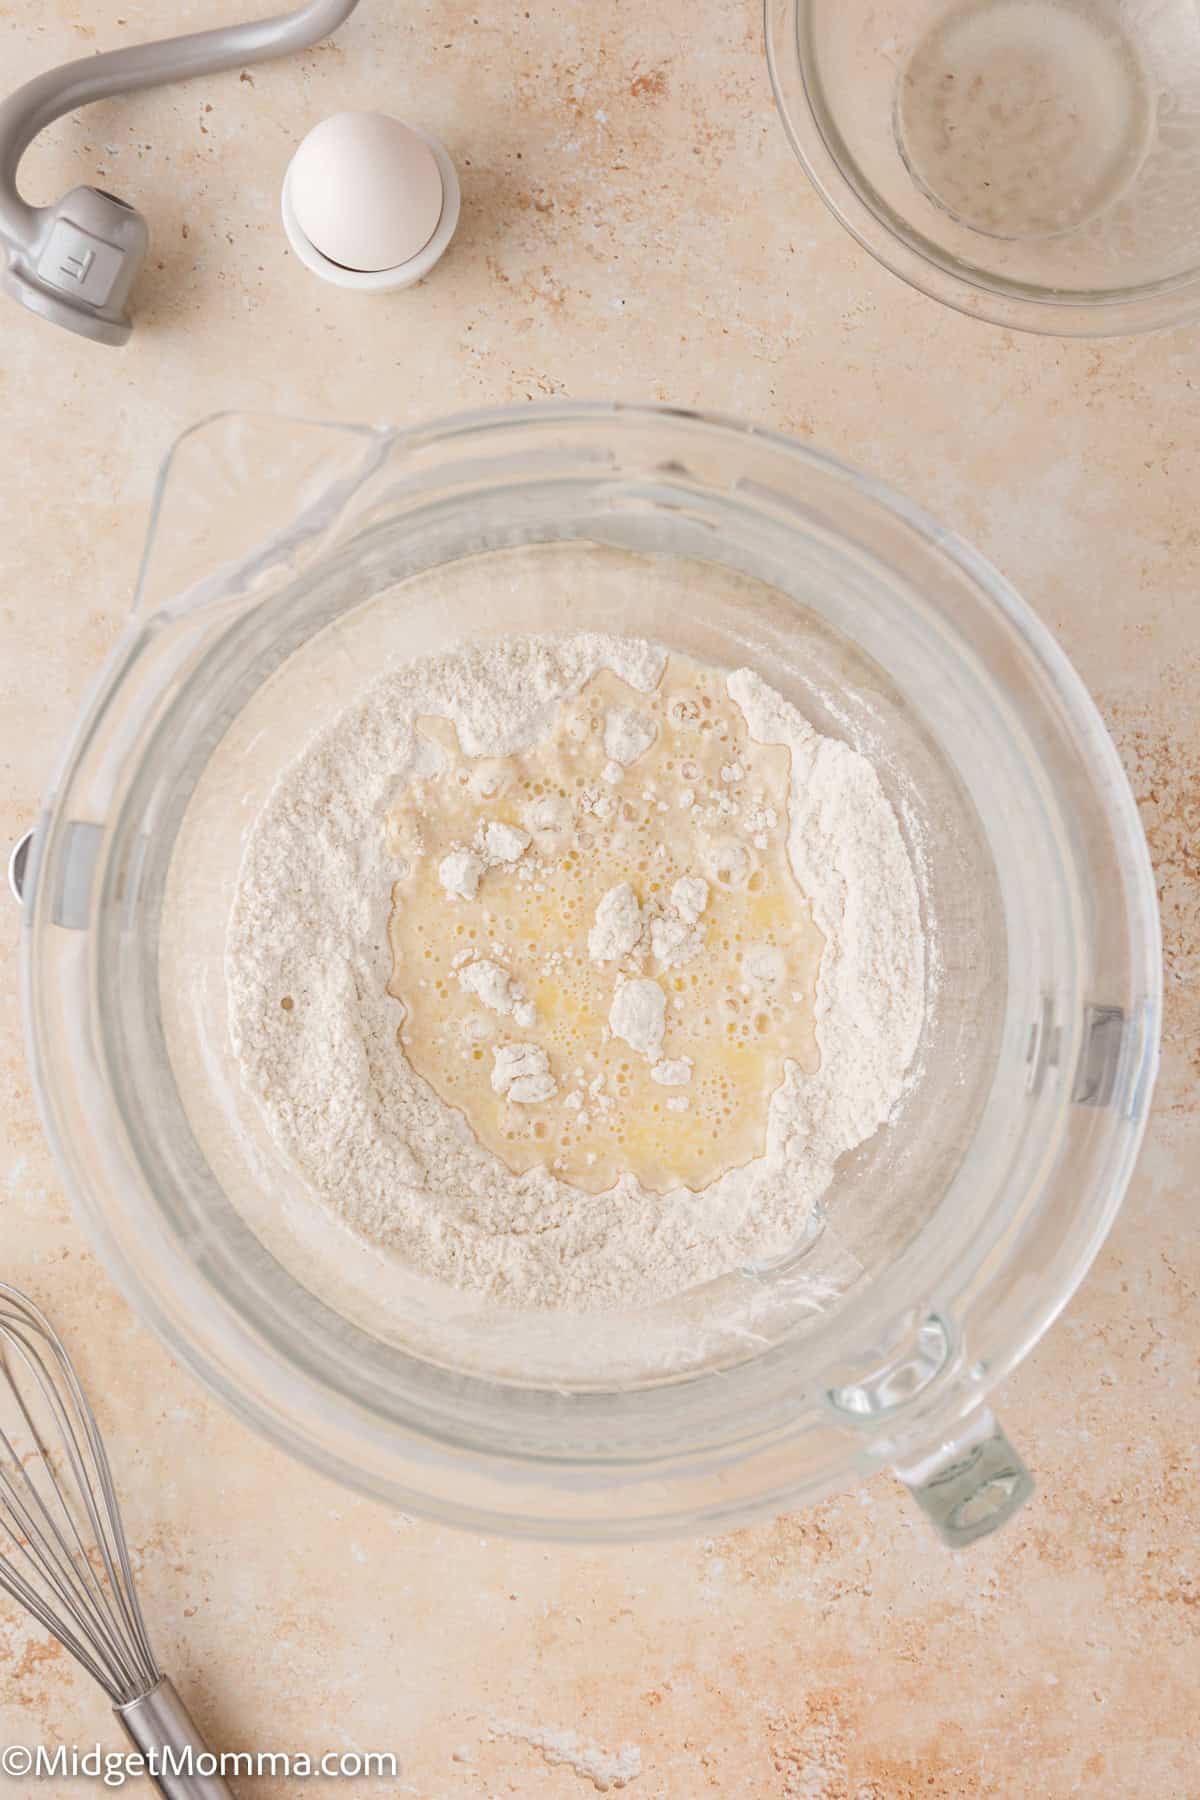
117,1677,235,1798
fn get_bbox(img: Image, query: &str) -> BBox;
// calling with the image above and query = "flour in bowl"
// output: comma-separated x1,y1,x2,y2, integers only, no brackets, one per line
226,633,925,1310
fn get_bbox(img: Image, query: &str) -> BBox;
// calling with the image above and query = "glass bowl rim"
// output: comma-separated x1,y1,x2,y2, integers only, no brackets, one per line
22,400,1163,1530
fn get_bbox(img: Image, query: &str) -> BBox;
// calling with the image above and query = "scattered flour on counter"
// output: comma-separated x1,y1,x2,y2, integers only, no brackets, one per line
490,1721,642,1793
226,632,926,1311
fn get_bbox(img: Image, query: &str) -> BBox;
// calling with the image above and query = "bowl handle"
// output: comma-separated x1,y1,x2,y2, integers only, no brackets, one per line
892,1408,1034,1547
132,411,386,621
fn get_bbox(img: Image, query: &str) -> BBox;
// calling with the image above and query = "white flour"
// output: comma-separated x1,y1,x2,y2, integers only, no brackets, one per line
608,977,667,1062
227,634,925,1311
490,1722,641,1792
588,882,644,964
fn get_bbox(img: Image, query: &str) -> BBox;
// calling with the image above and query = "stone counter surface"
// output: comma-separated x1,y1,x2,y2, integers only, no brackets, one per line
1,2,1197,1794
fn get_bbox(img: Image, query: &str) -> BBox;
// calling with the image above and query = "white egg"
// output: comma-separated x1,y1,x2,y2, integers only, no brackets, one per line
287,111,445,273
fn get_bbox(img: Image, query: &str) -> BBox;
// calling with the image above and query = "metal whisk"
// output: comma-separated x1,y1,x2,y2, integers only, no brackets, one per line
0,1283,234,1798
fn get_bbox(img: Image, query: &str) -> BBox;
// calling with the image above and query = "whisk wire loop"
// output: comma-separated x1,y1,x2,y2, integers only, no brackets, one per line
0,1284,160,1704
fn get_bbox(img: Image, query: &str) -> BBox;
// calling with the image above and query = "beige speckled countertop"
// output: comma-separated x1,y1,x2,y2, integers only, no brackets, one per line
2,2,1198,1795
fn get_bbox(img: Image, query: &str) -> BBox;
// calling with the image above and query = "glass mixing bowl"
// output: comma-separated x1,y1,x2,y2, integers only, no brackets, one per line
766,0,1200,334
20,406,1159,1542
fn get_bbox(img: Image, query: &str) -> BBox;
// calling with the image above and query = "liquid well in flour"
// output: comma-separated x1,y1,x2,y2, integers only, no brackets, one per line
226,630,926,1311
385,657,824,1196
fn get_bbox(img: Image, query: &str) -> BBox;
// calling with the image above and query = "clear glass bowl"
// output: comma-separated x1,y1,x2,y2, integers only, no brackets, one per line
20,406,1159,1541
766,0,1200,334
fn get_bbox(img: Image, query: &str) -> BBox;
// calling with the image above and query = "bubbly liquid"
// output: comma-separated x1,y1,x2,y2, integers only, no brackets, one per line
386,657,823,1196
896,0,1155,239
